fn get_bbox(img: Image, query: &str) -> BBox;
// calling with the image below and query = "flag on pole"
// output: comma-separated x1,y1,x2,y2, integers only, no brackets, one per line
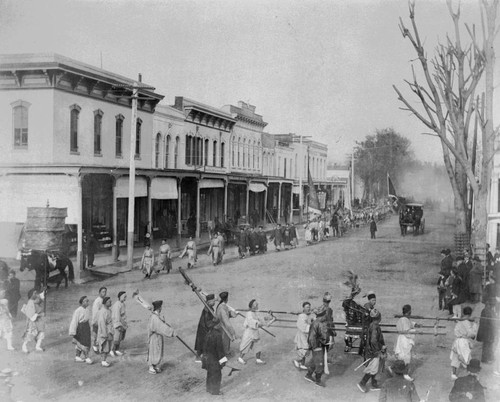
387,173,397,199
308,167,321,215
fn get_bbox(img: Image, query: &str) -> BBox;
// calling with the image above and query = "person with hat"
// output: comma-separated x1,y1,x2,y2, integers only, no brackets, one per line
68,295,92,364
238,299,273,365
363,291,377,323
447,268,467,318
96,296,113,367
449,359,485,402
202,318,227,395
147,300,176,374
357,309,386,393
216,231,226,263
440,248,453,277
158,239,172,273
236,227,248,258
379,360,422,402
110,291,128,357
369,216,377,239
317,292,336,355
195,293,216,362
207,233,222,265
450,306,478,380
304,305,329,387
86,232,98,268
257,226,268,253
21,288,46,353
293,301,315,370
215,291,237,355
269,223,283,251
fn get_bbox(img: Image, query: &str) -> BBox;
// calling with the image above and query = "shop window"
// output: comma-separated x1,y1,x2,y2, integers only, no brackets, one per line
115,114,124,157
185,135,192,165
12,100,30,148
135,118,142,157
94,109,103,155
221,142,225,167
204,138,209,166
213,140,217,166
70,104,81,152
174,137,179,168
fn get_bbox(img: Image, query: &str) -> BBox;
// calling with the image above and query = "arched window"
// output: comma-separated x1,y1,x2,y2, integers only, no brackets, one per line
70,104,81,152
175,137,179,168
237,138,241,167
165,135,171,169
213,140,217,166
155,132,161,168
221,142,225,167
243,139,246,168
12,100,30,148
115,114,124,157
231,138,235,167
135,118,142,157
94,109,103,155
252,140,256,169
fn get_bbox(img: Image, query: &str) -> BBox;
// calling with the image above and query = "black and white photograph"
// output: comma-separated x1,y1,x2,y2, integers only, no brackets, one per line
1,0,500,400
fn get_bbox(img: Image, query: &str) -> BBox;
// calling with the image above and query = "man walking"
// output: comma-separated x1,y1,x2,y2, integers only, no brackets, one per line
370,217,377,239
304,307,329,387
450,306,478,379
147,300,176,374
111,291,127,356
91,287,107,352
294,301,314,370
203,318,227,395
96,296,113,367
357,309,386,393
194,294,216,362
393,304,418,380
216,291,237,355
86,232,98,268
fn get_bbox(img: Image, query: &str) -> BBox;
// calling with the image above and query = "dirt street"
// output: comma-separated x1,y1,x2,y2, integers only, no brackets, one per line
2,211,499,402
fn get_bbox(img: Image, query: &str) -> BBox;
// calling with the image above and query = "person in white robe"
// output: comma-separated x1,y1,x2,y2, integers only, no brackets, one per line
179,237,197,269
21,288,46,353
393,304,419,380
207,234,221,266
238,299,274,365
69,295,92,363
0,291,14,351
158,240,172,273
147,300,176,374
293,301,314,369
91,287,107,352
96,296,114,367
450,306,478,380
111,291,127,356
141,245,155,279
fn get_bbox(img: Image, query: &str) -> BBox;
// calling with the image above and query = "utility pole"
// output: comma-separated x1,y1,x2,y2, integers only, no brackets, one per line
351,149,355,202
127,79,139,271
299,135,303,223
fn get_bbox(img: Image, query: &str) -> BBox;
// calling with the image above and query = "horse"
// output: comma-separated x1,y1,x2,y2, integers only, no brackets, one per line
19,249,75,291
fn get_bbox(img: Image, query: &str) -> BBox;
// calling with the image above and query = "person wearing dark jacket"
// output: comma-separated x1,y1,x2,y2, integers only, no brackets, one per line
4,270,21,318
449,359,485,402
476,299,497,364
440,249,454,276
304,307,329,387
270,224,283,251
370,217,377,239
86,233,98,268
194,294,216,362
202,318,227,396
379,360,421,402
237,227,248,259
257,226,268,253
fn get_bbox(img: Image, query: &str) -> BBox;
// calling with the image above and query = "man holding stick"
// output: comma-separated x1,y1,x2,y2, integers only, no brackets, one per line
195,293,216,363
202,317,227,395
147,300,176,374
293,301,314,370
216,291,238,355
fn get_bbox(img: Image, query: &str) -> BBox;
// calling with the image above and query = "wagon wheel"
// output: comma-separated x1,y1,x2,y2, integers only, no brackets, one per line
421,218,425,234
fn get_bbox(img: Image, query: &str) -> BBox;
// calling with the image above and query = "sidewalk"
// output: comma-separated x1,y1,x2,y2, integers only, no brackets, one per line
84,223,281,279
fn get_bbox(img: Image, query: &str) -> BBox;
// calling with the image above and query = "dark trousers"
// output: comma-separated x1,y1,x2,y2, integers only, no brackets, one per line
8,301,18,318
87,253,95,267
307,349,324,375
438,289,446,310
370,231,376,239
206,366,222,395
481,341,494,363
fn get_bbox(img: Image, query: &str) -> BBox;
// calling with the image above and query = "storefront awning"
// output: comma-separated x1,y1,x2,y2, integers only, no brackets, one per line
199,179,224,189
151,177,178,199
115,177,147,198
249,182,266,193
293,185,301,194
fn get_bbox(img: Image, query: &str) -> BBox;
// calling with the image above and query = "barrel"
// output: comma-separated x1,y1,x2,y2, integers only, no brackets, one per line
24,207,67,251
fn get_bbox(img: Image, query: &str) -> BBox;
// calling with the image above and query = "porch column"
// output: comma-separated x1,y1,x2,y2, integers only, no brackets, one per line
278,182,282,224
177,178,182,248
147,177,152,239
76,174,84,282
289,184,293,223
264,186,268,224
224,179,228,222
245,181,250,224
196,178,201,239
112,177,119,261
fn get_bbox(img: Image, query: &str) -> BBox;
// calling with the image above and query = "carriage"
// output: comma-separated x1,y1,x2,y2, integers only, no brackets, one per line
399,202,425,236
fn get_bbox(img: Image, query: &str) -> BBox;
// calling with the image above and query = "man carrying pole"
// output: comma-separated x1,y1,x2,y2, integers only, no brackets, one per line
147,300,176,374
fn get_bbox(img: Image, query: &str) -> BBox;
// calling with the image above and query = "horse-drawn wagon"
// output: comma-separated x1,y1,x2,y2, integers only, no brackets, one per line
399,202,425,236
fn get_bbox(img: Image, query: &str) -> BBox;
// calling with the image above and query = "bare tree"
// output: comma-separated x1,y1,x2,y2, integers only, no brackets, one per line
393,0,498,259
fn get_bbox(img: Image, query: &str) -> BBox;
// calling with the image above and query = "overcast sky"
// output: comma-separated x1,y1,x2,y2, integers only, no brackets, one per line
1,0,494,164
